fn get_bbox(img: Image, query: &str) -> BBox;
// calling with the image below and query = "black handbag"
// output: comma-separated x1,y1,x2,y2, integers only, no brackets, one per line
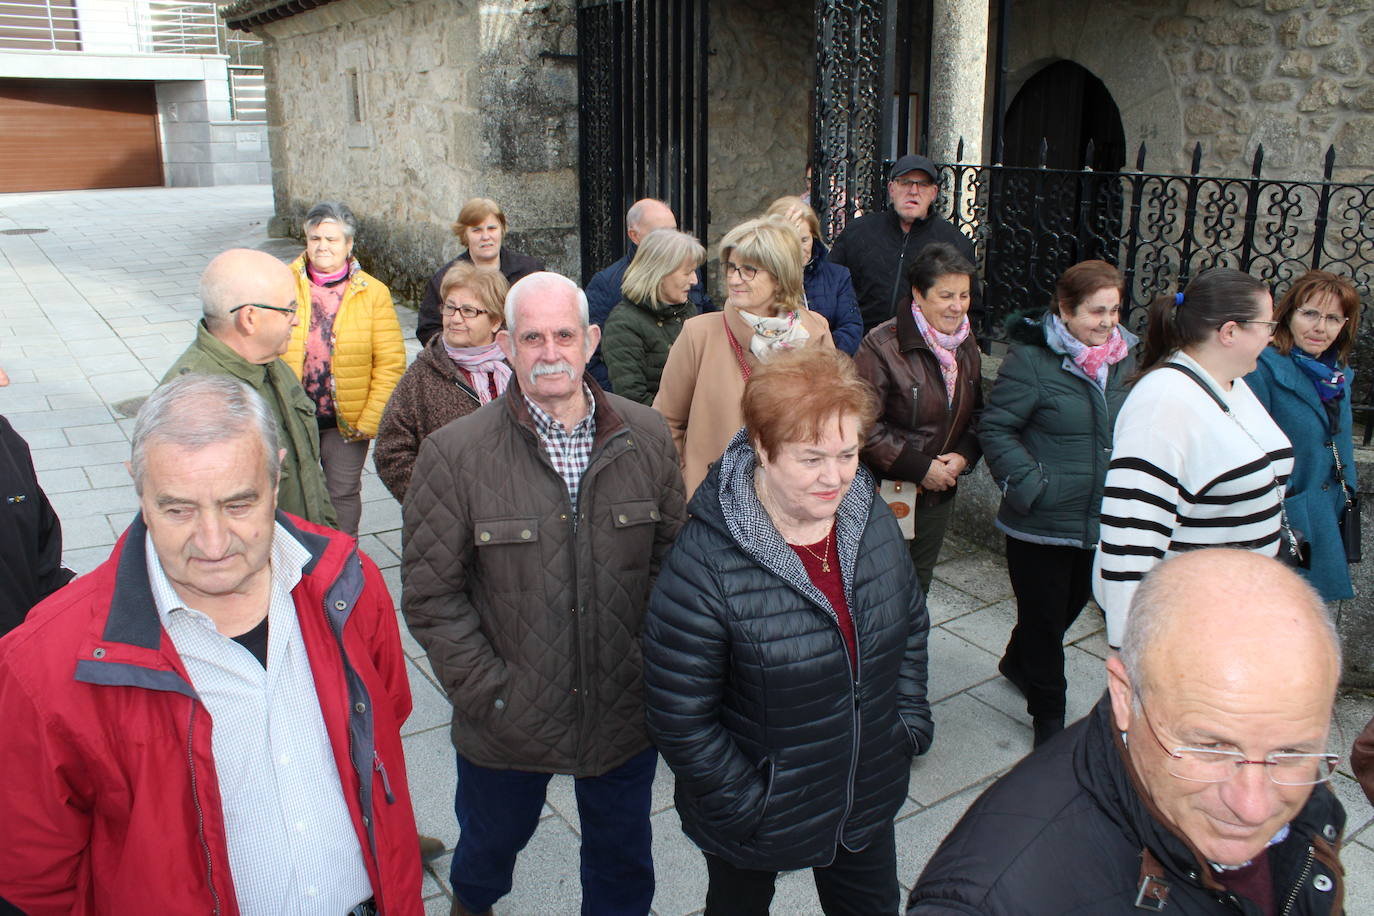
1331,440,1362,564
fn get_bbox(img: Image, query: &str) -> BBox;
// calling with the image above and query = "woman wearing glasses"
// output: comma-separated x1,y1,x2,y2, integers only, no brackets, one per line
285,201,406,535
1093,268,1293,648
654,217,833,499
1244,270,1362,603
374,262,510,503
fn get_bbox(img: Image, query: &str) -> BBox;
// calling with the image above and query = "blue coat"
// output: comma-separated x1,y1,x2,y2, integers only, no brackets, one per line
585,244,714,391
1245,347,1358,601
804,241,863,354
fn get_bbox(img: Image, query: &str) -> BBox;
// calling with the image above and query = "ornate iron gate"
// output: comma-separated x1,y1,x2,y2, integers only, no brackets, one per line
576,0,708,284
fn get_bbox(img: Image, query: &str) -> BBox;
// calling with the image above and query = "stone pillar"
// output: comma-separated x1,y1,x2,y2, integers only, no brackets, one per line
927,0,987,166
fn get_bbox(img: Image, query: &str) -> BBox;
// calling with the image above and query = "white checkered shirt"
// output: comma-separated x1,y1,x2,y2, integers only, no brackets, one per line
147,523,373,914
525,386,597,508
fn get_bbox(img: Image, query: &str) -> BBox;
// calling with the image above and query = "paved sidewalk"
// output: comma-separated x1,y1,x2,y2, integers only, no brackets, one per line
1,186,1371,915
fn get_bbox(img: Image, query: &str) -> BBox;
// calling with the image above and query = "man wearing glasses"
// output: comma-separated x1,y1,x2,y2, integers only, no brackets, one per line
827,154,980,334
162,248,338,528
907,549,1346,914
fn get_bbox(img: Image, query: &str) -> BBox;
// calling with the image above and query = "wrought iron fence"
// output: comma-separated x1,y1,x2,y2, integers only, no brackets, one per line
919,139,1374,443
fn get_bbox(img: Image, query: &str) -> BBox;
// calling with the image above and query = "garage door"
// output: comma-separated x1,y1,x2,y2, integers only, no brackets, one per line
0,79,161,192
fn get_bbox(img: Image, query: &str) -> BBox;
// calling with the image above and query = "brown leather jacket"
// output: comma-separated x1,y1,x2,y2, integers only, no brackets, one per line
401,375,687,777
854,305,983,507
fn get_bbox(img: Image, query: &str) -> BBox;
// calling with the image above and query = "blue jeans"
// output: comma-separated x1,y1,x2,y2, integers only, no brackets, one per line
450,747,657,915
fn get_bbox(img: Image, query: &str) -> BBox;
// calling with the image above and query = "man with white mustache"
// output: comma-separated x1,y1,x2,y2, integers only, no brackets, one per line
402,272,686,916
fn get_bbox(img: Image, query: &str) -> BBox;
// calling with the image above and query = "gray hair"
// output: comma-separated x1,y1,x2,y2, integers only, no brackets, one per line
505,272,590,335
303,201,357,240
199,267,237,326
132,374,281,496
621,228,705,309
626,198,669,233
1120,552,1342,709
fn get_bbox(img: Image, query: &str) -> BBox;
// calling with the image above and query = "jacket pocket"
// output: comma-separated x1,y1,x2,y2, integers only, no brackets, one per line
609,499,661,573
1002,464,1049,515
611,499,662,528
473,517,540,546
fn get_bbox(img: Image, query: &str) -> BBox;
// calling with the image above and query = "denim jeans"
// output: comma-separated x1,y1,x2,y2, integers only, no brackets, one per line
449,746,657,915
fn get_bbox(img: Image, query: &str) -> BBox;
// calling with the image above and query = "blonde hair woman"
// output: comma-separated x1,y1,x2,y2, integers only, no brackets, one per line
764,196,863,353
654,217,834,498
601,228,707,404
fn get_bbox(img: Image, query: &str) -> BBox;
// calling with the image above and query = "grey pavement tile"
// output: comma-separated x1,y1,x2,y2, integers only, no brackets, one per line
925,628,998,703
404,656,454,737
62,544,116,575
940,597,1014,656
75,353,143,374
396,609,428,660
382,564,403,609
648,808,707,916
1064,601,1106,644
361,470,393,504
84,370,156,403
402,725,459,849
33,364,87,382
906,693,1028,806
922,579,988,626
494,816,584,916
48,392,109,410
64,423,128,446
359,532,400,565
33,466,91,494
894,782,990,890
966,645,1107,728
1342,840,1374,915
1330,771,1374,841
929,551,1014,604
767,867,825,915
358,497,403,536
423,853,449,898
6,405,113,432
20,427,75,450
1072,629,1112,660
55,514,118,550
423,894,450,915
32,440,133,471
377,528,404,558
46,483,139,519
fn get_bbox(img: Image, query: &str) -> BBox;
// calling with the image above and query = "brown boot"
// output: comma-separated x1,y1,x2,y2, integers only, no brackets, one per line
449,896,493,916
418,833,446,862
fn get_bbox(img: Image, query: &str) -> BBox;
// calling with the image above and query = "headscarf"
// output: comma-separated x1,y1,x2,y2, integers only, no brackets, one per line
1292,349,1349,403
443,340,512,404
737,308,811,362
1048,313,1130,389
911,305,971,403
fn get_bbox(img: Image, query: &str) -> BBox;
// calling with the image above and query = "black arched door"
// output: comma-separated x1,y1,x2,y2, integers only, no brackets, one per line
985,61,1126,325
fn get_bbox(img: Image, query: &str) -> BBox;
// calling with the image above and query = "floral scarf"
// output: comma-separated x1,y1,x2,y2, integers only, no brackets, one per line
1048,313,1129,390
911,306,971,403
737,308,811,361
443,340,512,404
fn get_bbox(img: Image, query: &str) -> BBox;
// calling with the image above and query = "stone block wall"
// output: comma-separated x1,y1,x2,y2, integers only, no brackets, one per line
257,0,578,304
157,74,271,187
1006,0,1374,181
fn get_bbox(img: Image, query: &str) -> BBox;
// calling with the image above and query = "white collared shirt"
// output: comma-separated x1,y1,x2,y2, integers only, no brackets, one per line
147,523,372,914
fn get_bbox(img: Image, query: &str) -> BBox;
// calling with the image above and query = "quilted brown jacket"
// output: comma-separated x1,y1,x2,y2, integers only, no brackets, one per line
401,374,687,776
854,305,983,508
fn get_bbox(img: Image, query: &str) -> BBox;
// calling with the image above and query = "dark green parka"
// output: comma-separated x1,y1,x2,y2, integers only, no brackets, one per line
977,310,1137,548
601,296,696,405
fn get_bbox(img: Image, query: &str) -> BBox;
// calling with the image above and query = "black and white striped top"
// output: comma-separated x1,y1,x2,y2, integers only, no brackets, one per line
1092,352,1294,645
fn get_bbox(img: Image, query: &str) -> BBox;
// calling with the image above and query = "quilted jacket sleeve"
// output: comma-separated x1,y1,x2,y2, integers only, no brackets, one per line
401,435,508,712
642,533,768,841
603,306,653,405
353,287,407,440
898,556,934,756
828,265,864,355
978,347,1047,514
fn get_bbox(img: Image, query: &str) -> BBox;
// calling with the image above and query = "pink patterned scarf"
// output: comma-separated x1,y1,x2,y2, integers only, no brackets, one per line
911,306,971,403
443,340,512,404
1048,313,1129,389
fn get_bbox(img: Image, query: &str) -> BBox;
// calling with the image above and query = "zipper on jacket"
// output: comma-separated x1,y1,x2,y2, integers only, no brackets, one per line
373,751,396,804
186,701,221,916
887,228,913,320
1279,846,1315,916
908,384,921,429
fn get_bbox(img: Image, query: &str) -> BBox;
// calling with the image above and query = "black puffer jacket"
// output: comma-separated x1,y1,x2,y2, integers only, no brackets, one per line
643,430,933,872
908,695,1346,915
0,415,73,636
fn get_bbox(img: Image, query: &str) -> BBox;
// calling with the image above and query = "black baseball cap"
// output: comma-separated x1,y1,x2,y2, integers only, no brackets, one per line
890,154,937,181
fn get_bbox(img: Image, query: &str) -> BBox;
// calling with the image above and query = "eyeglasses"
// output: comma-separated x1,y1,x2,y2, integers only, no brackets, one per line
1293,307,1348,330
228,302,297,316
1136,696,1339,787
441,303,488,319
724,262,760,281
1233,319,1279,335
893,177,937,191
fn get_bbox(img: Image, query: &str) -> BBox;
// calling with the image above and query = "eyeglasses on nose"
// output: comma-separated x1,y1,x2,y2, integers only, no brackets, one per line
894,177,936,191
229,303,298,316
442,303,487,319
724,263,759,281
1234,319,1279,335
1294,308,1348,330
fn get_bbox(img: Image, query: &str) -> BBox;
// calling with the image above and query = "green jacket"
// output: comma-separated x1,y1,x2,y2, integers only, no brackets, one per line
977,310,1136,548
601,296,696,405
161,322,339,529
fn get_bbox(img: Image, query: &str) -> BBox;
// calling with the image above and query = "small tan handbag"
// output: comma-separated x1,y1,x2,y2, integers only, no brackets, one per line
879,479,919,540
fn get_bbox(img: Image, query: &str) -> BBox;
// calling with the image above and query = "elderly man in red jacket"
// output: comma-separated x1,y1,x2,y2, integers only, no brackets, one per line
0,374,423,916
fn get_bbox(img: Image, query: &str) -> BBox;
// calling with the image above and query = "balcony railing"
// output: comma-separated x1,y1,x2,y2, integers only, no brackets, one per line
0,0,258,61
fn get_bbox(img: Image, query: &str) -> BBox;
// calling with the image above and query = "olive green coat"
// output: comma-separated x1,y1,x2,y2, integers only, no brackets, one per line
601,296,696,405
161,322,339,529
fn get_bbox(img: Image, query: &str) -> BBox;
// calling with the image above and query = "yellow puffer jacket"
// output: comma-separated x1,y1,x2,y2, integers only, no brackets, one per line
285,255,406,440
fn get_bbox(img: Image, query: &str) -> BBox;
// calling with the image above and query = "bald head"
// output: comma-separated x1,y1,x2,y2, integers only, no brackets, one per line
1121,550,1340,701
626,199,676,245
198,249,299,364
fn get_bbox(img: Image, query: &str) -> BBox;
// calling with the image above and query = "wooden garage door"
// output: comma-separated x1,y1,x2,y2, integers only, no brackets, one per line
0,79,161,192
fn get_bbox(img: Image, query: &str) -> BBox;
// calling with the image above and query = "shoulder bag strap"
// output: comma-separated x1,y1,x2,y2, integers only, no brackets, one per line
722,313,752,382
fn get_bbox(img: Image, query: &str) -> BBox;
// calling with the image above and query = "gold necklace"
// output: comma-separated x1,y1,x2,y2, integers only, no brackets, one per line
795,528,832,573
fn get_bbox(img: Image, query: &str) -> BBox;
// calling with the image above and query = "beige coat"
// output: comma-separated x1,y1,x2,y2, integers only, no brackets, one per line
653,305,833,498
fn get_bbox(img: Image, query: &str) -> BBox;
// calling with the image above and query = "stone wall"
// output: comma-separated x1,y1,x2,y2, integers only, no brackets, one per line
705,0,813,251
1005,0,1374,181
256,0,578,304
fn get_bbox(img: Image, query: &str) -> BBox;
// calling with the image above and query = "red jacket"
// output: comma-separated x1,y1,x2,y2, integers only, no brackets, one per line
0,513,423,915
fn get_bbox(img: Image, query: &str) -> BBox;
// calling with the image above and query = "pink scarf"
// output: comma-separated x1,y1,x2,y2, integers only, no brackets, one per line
911,306,971,403
443,340,512,404
306,261,350,286
1048,314,1129,389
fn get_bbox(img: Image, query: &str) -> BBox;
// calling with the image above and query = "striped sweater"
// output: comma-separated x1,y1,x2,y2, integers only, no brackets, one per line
1092,352,1294,645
